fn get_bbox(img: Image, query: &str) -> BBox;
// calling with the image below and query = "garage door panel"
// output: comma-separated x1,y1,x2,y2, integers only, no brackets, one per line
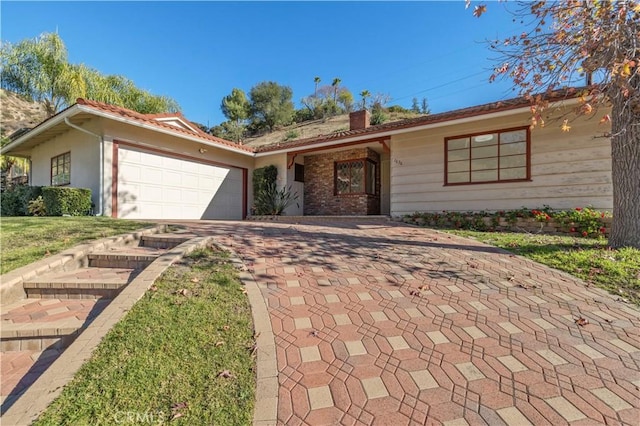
117,147,243,220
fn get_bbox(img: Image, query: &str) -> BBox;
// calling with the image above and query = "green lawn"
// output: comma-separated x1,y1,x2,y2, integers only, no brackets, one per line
34,246,256,425
0,217,153,274
446,230,640,305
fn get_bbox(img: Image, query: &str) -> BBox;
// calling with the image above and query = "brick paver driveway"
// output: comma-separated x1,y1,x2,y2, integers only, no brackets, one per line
177,219,640,425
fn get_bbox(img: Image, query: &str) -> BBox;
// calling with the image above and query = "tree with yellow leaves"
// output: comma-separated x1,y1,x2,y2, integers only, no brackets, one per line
471,0,639,248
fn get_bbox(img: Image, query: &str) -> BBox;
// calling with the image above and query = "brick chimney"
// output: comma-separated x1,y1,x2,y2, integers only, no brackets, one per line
349,110,370,131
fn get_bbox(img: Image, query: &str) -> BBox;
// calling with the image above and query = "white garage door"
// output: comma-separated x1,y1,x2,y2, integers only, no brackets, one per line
117,147,243,220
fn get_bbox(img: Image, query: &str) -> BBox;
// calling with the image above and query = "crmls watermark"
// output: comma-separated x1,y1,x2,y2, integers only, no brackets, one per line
113,410,165,424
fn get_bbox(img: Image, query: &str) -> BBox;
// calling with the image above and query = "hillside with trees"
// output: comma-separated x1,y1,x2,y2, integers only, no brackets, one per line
211,77,429,144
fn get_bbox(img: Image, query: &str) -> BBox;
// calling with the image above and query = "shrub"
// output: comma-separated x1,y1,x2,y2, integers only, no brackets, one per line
283,129,299,141
1,185,43,216
41,187,92,216
252,165,279,215
253,182,298,215
404,207,611,238
370,108,388,125
28,195,46,216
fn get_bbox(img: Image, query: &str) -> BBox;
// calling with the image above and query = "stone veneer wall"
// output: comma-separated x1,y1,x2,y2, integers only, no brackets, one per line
304,148,380,215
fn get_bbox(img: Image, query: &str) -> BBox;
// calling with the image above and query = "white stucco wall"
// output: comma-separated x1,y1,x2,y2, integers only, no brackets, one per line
389,108,612,216
29,125,101,211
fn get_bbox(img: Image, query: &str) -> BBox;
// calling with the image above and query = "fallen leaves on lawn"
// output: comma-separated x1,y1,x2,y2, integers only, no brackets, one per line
215,341,225,347
574,316,589,327
217,370,235,379
170,402,188,420
149,285,158,292
190,277,199,283
222,325,230,331
176,288,191,297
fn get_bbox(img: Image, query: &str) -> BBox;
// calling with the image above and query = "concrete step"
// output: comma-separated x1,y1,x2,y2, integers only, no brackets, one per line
87,246,166,269
140,233,191,249
0,298,109,352
23,267,137,299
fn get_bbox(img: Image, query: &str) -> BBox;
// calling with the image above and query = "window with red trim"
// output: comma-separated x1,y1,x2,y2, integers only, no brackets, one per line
335,159,376,195
445,127,530,185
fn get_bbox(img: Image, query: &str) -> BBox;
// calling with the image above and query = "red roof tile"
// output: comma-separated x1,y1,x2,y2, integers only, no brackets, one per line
75,98,254,153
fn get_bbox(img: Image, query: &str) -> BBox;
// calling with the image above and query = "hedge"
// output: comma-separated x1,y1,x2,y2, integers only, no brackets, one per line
1,186,43,216
41,187,92,216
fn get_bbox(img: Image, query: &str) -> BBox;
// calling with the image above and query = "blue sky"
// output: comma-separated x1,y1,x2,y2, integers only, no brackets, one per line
2,1,524,127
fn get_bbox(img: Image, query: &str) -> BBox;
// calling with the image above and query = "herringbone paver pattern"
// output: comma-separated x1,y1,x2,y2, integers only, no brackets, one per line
177,219,640,425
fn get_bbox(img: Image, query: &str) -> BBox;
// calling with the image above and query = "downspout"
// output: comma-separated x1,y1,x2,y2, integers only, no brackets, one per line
63,118,104,216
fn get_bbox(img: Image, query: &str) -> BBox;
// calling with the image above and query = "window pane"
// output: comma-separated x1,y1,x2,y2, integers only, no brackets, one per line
500,167,526,180
448,171,469,183
472,145,498,159
294,164,304,182
472,133,497,147
448,160,469,173
336,162,350,194
471,169,498,182
445,127,528,185
501,130,526,144
471,158,498,171
501,154,526,168
350,161,364,193
501,141,526,156
448,148,469,161
448,138,469,150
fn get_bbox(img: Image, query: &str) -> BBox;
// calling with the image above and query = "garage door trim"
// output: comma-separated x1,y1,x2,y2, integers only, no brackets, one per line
111,140,248,219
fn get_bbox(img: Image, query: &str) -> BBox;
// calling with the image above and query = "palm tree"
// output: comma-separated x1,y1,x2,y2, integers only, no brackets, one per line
359,90,371,110
331,78,341,103
314,76,321,98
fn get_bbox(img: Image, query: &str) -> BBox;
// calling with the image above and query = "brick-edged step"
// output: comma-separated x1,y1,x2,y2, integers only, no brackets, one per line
0,298,109,352
140,233,192,249
87,246,166,269
23,267,137,299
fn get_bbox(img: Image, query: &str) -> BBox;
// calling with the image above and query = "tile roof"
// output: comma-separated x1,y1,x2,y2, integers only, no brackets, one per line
75,98,254,153
254,87,584,153
9,88,584,157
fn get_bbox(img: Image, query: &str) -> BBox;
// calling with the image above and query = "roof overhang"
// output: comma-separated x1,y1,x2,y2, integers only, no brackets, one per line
1,105,255,158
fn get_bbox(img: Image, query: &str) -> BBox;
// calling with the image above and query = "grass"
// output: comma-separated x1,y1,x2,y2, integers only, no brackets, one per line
445,230,640,305
34,246,256,425
0,217,153,274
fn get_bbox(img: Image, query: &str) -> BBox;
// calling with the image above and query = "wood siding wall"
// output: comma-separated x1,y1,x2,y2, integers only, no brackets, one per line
389,110,612,216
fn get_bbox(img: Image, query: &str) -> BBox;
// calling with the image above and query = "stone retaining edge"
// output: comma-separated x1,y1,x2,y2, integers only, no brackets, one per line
0,225,167,305
1,235,212,425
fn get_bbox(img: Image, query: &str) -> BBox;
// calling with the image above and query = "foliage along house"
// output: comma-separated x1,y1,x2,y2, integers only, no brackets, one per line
1,92,613,220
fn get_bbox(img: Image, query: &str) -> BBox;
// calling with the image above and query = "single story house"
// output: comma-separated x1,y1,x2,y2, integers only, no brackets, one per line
1,92,612,220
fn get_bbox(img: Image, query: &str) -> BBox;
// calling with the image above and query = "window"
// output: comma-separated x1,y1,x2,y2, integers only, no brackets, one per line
335,159,376,195
51,152,71,186
294,163,305,183
445,127,529,185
